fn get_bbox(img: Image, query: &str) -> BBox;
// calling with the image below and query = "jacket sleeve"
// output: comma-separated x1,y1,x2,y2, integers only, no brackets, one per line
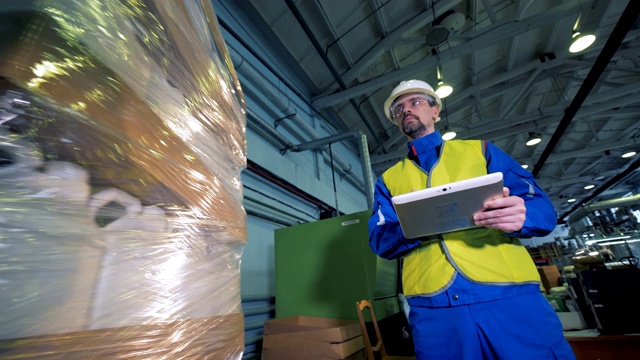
485,141,557,238
368,176,422,259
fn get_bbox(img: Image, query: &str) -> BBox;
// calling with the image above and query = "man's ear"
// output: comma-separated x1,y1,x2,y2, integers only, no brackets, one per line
433,105,441,120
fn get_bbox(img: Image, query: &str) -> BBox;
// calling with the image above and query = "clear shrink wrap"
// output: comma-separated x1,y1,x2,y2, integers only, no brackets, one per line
0,0,246,358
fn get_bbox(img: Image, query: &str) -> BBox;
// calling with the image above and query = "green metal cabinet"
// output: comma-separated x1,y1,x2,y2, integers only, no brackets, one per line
274,211,398,320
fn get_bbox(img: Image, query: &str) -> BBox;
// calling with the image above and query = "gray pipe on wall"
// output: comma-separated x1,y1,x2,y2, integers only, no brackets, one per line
358,132,376,209
288,131,375,209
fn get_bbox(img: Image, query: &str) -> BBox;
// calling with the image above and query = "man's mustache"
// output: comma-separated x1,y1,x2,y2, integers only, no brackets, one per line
403,114,419,125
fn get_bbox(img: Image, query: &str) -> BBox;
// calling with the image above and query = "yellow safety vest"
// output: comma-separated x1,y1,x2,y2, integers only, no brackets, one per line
382,140,540,296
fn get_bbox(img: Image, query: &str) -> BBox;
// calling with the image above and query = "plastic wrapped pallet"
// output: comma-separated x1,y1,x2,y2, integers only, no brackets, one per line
0,0,246,358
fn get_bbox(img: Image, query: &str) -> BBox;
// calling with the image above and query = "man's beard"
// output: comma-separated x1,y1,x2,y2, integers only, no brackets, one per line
402,116,427,139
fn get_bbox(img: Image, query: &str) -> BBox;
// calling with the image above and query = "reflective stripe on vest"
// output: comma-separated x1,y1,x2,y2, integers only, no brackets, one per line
382,140,540,296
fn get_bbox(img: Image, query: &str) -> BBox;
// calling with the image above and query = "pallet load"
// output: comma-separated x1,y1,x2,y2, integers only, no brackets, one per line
0,1,246,358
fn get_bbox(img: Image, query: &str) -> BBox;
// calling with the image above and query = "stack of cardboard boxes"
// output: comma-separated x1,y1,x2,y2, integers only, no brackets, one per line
262,316,365,360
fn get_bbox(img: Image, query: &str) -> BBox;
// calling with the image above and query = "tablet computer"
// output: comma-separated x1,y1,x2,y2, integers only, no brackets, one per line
391,172,504,239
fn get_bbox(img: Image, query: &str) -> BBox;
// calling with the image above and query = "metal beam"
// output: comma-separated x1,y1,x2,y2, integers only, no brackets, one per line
312,0,582,108
371,91,640,166
532,0,640,176
335,0,463,87
284,0,384,148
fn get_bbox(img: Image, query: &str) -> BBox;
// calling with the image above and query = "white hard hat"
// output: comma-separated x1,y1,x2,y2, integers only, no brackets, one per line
383,79,442,122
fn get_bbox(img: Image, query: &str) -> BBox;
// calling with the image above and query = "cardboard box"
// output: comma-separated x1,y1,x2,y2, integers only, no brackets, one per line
263,334,364,359
263,316,362,342
537,265,561,293
262,348,366,360
262,316,364,359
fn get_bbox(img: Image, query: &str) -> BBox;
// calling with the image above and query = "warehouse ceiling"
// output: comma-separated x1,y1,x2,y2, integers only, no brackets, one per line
232,0,640,221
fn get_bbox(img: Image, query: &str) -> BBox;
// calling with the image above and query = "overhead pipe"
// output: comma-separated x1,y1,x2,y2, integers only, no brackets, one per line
228,47,366,193
532,1,640,176
559,157,640,222
567,193,640,229
288,131,376,209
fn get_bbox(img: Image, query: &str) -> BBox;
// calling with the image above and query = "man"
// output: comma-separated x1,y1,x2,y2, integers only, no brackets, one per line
368,80,575,359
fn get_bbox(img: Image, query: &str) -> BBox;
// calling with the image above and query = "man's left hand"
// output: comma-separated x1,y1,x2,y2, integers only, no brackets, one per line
473,187,525,232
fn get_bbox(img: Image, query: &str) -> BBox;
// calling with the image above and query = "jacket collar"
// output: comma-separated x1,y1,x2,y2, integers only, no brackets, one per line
407,131,442,159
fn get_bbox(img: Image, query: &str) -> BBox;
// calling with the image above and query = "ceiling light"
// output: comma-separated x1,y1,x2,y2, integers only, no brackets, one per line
567,198,576,203
525,132,542,146
622,151,636,158
442,128,456,140
584,184,595,190
569,32,596,53
426,26,450,47
435,81,453,98
425,11,465,47
521,164,528,169
435,66,453,99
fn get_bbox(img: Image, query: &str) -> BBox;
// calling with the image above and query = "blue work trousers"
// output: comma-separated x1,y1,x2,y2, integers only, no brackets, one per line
408,291,576,359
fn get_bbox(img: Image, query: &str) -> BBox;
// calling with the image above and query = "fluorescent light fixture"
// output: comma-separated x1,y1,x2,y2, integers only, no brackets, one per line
597,239,640,246
567,198,576,203
584,184,595,190
622,151,636,158
585,235,631,246
569,32,596,53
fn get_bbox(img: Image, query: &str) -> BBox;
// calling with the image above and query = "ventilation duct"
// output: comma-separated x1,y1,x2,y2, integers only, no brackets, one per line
567,193,640,230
